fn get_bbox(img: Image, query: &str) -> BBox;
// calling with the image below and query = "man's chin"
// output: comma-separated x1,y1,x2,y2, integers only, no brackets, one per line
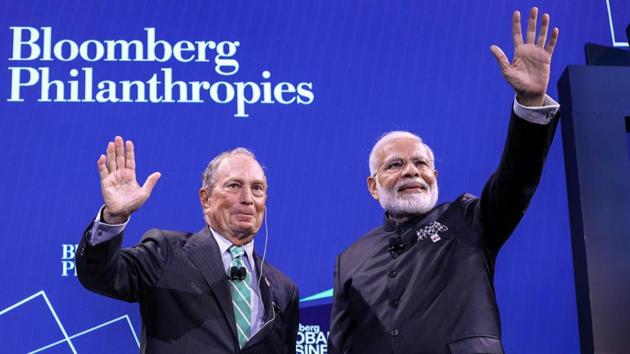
385,198,437,216
377,182,439,217
232,223,261,238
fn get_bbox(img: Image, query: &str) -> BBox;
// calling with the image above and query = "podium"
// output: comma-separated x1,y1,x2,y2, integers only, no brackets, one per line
558,65,630,354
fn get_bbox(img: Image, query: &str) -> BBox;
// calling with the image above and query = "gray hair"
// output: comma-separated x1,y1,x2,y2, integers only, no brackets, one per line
368,131,435,176
201,147,258,190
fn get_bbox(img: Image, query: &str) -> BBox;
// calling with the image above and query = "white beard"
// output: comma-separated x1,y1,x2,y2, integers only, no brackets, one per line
376,178,439,216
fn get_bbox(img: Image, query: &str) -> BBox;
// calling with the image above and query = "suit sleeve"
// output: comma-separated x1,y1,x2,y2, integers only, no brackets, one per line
76,223,168,302
329,254,352,354
472,109,559,250
285,283,299,354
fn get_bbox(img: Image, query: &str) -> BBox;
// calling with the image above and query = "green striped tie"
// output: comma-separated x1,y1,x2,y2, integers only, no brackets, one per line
229,246,252,348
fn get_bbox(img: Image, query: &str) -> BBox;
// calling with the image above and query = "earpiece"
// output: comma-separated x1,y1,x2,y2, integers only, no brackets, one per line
258,209,269,286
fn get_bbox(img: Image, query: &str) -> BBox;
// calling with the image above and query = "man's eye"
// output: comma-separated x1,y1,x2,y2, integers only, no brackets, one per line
253,185,264,191
386,161,403,170
227,183,241,189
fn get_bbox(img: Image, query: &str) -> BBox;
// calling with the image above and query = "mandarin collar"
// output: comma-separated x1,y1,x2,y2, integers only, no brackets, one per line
382,211,430,233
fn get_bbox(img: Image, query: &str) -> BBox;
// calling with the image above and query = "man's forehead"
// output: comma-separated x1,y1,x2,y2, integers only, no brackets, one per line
217,154,266,181
378,137,429,161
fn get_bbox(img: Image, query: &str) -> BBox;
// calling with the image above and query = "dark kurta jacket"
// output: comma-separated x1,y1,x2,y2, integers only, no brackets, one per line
329,111,559,354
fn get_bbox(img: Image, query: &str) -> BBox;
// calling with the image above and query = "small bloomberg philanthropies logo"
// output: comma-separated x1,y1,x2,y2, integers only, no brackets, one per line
61,243,78,277
297,323,328,354
7,27,315,117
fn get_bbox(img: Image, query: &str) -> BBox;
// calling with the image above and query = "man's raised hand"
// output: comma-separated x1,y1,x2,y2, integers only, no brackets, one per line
490,7,559,107
97,136,161,224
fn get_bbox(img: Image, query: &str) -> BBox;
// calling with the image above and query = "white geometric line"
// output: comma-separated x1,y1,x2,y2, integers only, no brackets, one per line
27,338,68,354
0,291,77,354
39,291,77,354
605,0,630,47
606,0,617,43
124,314,141,347
1,291,140,352
70,316,130,340
0,291,42,315
28,315,140,353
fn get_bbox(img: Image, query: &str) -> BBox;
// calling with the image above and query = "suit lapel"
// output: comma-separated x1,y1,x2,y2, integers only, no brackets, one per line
184,227,238,341
244,253,276,348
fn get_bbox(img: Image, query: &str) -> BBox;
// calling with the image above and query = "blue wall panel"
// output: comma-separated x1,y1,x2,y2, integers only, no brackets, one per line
1,1,628,353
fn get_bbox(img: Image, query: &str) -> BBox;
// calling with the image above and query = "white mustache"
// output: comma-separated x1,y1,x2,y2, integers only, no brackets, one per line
396,179,430,192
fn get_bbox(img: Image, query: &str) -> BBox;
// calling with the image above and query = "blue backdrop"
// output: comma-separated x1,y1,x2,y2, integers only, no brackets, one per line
1,1,628,353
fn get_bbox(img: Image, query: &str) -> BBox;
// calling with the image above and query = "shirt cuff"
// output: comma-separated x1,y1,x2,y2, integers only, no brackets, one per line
512,94,560,125
89,205,129,246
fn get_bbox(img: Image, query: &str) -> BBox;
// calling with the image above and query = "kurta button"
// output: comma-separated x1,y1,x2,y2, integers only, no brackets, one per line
388,271,397,278
390,328,399,337
390,299,399,308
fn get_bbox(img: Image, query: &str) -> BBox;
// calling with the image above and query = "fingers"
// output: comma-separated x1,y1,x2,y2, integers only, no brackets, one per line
490,45,510,72
512,10,523,47
105,136,136,172
125,140,136,170
106,141,116,173
115,136,125,172
513,7,558,52
142,172,162,196
545,27,559,55
525,7,538,44
536,13,550,47
97,154,108,180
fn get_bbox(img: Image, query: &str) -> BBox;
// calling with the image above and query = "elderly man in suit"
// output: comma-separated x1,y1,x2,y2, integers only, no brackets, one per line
330,7,560,354
77,139,299,353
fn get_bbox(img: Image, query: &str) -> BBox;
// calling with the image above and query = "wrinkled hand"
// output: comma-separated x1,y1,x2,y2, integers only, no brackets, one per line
490,7,559,107
97,136,161,224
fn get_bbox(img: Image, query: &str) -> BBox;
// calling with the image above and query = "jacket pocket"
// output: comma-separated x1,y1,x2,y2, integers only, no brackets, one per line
448,336,504,354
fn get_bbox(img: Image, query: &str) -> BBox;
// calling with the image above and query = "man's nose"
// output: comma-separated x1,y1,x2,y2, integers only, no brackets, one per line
240,187,254,205
401,161,420,177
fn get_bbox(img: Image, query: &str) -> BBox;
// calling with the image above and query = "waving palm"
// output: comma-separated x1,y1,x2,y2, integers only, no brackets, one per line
97,136,161,224
490,7,559,107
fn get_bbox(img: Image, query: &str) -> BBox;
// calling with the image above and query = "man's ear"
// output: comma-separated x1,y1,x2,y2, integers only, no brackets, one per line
434,169,438,178
367,176,379,200
199,188,210,209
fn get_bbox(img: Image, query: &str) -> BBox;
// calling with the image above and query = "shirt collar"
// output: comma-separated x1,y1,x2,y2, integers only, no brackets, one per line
209,227,256,265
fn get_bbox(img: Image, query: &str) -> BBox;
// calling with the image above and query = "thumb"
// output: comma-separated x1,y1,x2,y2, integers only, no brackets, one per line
142,172,161,195
489,45,510,72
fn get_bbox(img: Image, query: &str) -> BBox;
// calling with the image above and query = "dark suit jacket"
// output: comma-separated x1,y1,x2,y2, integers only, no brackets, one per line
77,226,299,354
329,111,559,354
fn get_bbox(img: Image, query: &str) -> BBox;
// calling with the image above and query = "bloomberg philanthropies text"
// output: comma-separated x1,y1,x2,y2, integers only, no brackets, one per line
7,27,315,117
